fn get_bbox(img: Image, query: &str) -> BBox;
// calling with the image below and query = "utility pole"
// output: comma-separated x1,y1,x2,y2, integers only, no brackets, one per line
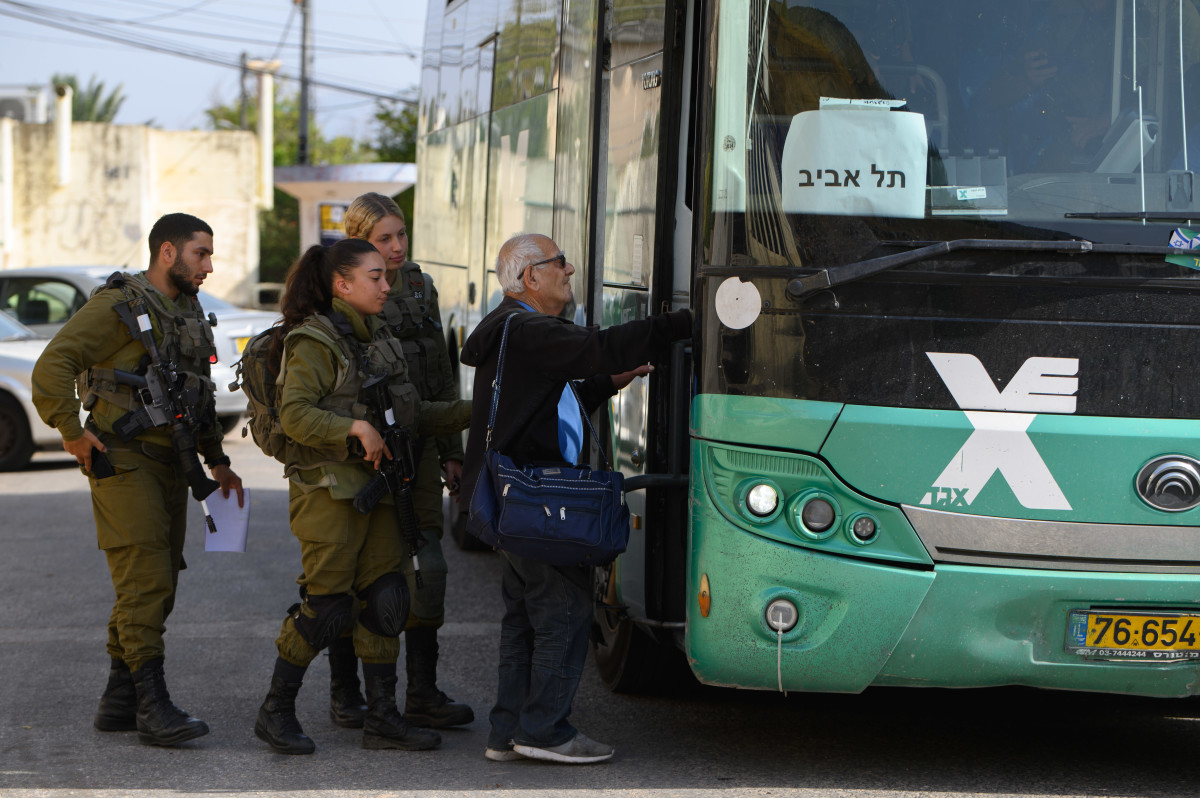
296,0,312,165
247,58,282,210
239,52,248,130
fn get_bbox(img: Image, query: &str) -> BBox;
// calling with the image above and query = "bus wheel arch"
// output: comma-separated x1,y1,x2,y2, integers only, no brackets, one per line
591,561,693,694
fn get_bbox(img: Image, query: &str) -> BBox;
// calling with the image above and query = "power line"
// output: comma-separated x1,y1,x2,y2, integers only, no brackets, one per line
105,15,420,56
107,22,418,57
122,0,218,25
13,0,420,55
0,3,417,104
367,0,405,46
1,0,418,56
1,0,419,103
0,28,111,47
321,97,376,112
269,2,295,62
1,0,417,100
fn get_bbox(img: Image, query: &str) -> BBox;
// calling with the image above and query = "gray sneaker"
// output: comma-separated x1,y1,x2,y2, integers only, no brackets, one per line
484,747,527,761
513,732,614,764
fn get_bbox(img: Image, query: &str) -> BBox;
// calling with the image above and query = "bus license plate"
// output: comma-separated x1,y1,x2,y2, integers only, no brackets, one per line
1066,610,1200,660
236,336,250,353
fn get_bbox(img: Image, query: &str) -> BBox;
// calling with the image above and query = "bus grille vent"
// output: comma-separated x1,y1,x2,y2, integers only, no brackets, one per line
723,450,822,477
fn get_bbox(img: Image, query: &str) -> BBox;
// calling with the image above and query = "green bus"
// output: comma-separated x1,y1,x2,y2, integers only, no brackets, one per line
416,0,1200,697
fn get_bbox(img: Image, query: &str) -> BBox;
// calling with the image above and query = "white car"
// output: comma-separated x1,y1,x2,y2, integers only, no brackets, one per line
0,265,279,440
0,311,61,470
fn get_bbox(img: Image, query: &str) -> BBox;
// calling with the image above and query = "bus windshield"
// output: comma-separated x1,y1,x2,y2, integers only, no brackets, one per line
707,0,1200,269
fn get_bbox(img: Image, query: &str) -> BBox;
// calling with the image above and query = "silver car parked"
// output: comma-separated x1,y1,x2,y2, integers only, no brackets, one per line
0,312,61,470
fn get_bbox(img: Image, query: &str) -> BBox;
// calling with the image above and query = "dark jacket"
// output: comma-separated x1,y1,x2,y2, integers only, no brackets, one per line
460,296,692,499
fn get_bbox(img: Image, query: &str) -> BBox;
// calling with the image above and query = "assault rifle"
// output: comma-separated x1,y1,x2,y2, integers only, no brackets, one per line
352,373,425,588
109,297,221,531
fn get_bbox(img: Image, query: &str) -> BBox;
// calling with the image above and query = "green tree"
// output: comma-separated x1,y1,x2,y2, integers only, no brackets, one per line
371,98,418,247
206,88,376,284
51,73,125,123
372,99,417,162
257,189,300,287
206,88,374,167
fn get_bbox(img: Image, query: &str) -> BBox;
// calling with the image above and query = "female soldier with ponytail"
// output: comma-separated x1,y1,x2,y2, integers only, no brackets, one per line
319,192,474,734
254,238,470,755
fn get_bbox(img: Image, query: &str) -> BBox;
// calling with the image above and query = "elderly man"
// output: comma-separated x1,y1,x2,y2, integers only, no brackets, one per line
460,233,691,764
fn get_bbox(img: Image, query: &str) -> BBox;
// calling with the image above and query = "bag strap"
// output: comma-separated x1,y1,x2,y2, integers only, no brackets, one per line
566,380,613,471
485,313,520,448
487,310,615,470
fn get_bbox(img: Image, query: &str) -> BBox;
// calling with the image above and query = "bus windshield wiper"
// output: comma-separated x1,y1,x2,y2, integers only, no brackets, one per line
1065,212,1200,221
786,238,1172,299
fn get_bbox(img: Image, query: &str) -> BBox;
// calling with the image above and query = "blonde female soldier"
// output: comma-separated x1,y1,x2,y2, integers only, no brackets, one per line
254,238,470,755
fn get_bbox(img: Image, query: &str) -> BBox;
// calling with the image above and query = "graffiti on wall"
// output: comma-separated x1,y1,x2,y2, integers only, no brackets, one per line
38,162,142,265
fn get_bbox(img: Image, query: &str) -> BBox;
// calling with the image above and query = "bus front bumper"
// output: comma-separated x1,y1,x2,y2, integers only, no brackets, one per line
686,506,1200,697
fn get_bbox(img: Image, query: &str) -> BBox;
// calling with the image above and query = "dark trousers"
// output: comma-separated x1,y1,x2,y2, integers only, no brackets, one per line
487,551,592,750
405,438,449,629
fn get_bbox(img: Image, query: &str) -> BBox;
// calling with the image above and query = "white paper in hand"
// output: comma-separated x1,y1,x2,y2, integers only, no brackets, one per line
204,488,251,552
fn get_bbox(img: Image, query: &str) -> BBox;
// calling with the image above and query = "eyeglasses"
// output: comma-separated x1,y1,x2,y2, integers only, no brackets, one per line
528,252,567,271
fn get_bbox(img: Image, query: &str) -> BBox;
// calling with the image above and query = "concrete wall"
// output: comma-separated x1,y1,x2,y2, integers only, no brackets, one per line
0,121,260,304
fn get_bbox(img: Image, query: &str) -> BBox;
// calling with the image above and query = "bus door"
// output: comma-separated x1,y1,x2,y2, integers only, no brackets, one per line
599,0,688,635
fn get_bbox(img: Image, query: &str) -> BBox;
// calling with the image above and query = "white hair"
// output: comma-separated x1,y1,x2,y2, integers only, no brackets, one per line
495,233,553,294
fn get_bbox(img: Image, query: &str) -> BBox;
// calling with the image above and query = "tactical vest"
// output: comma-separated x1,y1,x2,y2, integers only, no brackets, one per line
76,272,218,423
281,311,419,471
378,262,445,400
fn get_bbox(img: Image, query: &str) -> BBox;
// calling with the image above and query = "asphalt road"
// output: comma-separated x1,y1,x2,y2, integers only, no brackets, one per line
2,433,1199,798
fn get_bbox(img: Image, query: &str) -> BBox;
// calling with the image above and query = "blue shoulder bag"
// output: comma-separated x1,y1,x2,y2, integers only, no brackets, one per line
466,313,630,566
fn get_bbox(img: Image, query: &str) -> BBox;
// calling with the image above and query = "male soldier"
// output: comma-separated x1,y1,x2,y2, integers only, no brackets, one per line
32,213,244,747
333,193,473,730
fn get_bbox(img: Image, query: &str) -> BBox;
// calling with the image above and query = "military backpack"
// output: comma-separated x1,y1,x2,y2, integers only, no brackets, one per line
228,326,289,463
229,312,412,464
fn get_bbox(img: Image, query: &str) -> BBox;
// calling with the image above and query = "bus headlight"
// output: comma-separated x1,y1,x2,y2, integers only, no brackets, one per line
746,483,779,517
848,514,878,543
801,498,836,532
788,491,841,540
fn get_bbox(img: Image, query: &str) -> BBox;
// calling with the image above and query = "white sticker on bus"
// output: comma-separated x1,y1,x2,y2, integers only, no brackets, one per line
714,277,762,329
920,353,1078,511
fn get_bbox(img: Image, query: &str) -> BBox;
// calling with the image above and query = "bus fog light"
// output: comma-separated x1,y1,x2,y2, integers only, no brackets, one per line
801,498,835,532
851,515,878,542
765,599,798,633
746,483,779,517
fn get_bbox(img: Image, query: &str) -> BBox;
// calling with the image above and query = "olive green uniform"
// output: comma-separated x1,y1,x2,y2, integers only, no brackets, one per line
274,298,471,668
379,262,462,628
31,273,225,673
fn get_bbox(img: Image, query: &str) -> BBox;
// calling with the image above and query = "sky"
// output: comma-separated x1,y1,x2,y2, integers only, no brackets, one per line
0,0,427,142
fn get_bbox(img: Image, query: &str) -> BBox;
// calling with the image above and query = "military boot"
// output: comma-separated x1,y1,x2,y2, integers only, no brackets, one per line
131,658,209,746
362,663,441,750
94,658,137,732
404,627,474,728
328,635,367,728
255,658,315,755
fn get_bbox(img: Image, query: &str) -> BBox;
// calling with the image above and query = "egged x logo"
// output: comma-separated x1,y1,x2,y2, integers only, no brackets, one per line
919,353,1078,511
